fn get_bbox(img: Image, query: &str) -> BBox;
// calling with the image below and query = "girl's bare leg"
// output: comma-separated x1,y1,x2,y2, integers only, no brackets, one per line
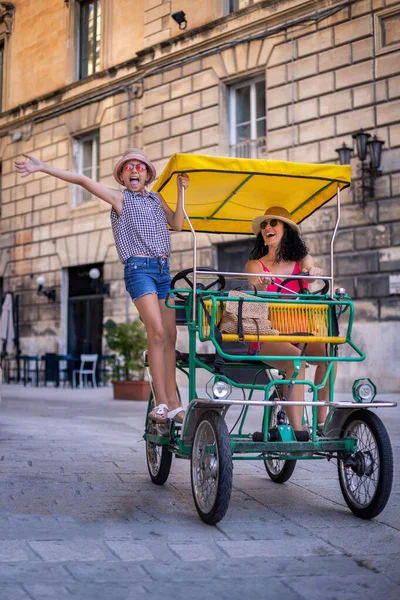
259,341,305,431
159,298,184,420
135,294,170,410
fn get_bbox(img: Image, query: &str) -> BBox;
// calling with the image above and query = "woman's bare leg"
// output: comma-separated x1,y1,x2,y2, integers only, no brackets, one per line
259,341,305,431
135,294,170,410
304,343,338,425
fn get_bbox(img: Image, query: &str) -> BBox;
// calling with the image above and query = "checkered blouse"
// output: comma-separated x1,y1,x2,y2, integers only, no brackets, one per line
110,190,170,263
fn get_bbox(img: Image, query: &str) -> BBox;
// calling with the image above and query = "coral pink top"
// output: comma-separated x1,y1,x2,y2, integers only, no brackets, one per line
247,261,308,354
257,260,308,293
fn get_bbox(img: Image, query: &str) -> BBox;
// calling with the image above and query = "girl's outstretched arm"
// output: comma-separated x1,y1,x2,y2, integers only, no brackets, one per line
15,154,123,214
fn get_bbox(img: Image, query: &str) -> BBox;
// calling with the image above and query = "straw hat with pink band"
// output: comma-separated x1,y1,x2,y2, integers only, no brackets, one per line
252,206,301,236
113,149,157,186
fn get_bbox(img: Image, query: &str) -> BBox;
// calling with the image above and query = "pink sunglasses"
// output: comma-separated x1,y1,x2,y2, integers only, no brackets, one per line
122,161,147,174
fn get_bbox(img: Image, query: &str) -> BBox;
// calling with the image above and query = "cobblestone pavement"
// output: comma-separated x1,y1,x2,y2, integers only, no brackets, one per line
0,384,399,600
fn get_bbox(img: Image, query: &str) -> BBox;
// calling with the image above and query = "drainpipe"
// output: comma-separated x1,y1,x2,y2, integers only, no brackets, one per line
125,85,133,323
122,84,142,323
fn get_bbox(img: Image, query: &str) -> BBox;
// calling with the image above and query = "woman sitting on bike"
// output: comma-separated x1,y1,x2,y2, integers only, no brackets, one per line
246,206,334,432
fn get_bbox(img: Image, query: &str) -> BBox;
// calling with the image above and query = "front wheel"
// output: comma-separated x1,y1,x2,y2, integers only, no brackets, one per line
191,411,233,525
145,393,172,485
337,410,393,519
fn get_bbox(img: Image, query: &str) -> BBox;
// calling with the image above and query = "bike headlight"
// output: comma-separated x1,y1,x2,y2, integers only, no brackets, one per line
352,378,376,403
212,380,232,399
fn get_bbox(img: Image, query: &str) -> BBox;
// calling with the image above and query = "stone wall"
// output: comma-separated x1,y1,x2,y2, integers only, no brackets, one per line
0,0,399,388
262,1,400,326
141,0,400,324
4,0,147,110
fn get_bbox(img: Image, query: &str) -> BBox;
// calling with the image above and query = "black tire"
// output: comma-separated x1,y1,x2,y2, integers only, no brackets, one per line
145,392,172,485
265,455,297,483
264,404,297,483
337,409,393,519
191,411,233,525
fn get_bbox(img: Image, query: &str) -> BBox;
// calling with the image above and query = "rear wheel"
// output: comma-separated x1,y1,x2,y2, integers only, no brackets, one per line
191,411,233,525
338,410,393,519
145,392,172,485
265,455,297,483
264,405,297,483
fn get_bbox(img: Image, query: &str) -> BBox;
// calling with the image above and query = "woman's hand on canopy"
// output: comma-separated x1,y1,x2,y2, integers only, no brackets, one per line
15,154,43,177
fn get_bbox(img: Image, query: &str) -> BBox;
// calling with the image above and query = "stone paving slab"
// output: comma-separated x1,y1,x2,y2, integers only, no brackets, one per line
24,583,147,600
0,586,31,600
0,384,399,600
217,538,340,558
0,542,35,562
286,572,399,600
28,540,113,562
0,564,74,584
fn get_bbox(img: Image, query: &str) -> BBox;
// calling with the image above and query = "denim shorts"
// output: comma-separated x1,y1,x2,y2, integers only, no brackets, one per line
124,256,171,302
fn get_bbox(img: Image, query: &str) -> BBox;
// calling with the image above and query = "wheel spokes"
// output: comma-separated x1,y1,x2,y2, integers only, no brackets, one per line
146,404,163,477
342,422,379,507
192,421,219,513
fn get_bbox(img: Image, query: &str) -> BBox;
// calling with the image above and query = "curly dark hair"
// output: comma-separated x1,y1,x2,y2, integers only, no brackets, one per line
249,222,308,262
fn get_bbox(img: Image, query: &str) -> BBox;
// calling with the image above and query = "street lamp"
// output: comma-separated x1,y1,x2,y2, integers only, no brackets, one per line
171,11,187,30
352,129,370,161
369,134,384,172
36,276,56,302
335,142,352,165
89,268,110,296
335,129,384,201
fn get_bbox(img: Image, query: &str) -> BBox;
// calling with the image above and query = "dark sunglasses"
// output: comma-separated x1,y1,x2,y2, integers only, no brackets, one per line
260,218,280,229
122,161,147,173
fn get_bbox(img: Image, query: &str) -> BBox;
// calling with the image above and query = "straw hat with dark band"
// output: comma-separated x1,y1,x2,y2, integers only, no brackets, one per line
113,149,157,186
252,206,301,235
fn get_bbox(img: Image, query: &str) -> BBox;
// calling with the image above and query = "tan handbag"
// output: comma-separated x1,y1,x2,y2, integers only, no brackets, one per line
220,289,279,341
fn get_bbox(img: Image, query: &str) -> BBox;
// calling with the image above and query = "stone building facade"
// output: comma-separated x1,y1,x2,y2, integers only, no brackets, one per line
0,0,399,390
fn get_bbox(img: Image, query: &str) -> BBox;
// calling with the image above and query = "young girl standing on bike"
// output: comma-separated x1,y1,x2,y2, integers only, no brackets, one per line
15,149,188,423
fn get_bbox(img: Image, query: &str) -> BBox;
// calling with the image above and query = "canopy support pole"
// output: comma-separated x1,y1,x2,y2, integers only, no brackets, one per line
181,188,198,321
330,184,341,295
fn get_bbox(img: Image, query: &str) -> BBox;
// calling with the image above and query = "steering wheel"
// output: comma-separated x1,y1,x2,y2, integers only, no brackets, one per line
277,274,330,296
170,268,226,300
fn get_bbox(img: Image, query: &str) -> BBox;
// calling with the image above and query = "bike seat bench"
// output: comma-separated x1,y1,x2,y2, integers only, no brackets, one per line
200,299,346,345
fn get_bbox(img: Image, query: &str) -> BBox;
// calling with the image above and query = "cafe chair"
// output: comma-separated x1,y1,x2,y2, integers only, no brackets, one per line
22,355,40,387
73,354,98,389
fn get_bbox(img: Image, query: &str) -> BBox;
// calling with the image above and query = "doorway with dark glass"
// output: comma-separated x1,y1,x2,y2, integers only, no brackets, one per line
68,262,105,386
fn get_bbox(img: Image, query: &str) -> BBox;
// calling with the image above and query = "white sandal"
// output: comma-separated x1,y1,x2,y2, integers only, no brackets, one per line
148,403,169,423
167,407,185,423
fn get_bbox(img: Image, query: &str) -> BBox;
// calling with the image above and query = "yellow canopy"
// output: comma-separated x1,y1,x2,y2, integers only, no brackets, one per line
154,153,351,234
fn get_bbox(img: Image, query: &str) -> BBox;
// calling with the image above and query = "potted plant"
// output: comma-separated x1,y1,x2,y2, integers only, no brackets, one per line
104,318,151,401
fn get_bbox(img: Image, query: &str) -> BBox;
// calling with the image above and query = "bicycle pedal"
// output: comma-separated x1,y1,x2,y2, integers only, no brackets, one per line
294,430,309,442
276,410,286,425
252,430,279,442
156,423,170,436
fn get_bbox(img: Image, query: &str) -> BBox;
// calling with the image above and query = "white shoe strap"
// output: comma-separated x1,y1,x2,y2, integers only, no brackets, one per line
167,407,184,419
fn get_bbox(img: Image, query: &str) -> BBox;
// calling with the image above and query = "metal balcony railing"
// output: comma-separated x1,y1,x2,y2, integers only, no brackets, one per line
230,137,267,159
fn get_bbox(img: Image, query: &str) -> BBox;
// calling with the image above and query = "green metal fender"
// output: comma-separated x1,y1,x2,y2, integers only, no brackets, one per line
323,406,364,438
181,399,228,446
